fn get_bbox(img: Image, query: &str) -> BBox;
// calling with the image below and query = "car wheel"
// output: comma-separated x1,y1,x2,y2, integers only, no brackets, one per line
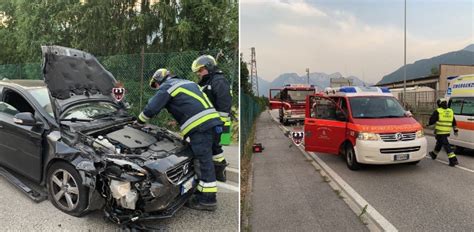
47,162,89,217
345,144,361,170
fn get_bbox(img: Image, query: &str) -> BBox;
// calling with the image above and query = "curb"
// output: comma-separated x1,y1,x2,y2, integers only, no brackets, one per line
268,110,398,232
226,167,239,183
241,150,255,232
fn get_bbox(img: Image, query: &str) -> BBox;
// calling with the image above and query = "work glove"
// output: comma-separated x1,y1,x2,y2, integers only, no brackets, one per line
132,119,146,129
453,128,459,136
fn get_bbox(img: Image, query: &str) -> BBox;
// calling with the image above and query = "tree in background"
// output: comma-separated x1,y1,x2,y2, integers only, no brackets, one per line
0,0,238,64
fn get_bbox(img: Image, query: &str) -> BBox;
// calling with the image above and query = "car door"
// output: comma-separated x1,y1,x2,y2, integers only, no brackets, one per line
304,95,347,154
0,91,44,182
269,88,283,110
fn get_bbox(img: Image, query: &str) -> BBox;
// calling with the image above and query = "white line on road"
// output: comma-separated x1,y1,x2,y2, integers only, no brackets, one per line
423,156,474,173
268,110,397,231
217,182,239,192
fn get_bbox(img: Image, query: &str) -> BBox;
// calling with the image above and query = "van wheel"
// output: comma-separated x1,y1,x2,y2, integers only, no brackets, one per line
454,146,465,154
47,162,89,217
345,144,361,170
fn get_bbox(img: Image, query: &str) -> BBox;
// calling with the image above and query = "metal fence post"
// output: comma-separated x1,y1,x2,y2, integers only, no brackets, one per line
140,46,144,109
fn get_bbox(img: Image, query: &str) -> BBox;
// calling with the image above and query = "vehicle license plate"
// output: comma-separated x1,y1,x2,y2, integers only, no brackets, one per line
394,154,409,161
180,177,194,195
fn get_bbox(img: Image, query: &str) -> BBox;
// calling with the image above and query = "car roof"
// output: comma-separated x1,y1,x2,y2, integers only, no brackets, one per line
0,79,46,90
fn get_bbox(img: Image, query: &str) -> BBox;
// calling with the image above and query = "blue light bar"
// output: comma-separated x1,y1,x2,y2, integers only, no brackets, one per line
339,87,357,93
381,87,391,93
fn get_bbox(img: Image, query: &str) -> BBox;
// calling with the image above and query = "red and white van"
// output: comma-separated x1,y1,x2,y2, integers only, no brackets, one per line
304,86,427,170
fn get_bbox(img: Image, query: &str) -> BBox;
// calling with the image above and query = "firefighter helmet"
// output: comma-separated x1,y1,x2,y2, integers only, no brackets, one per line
149,68,170,89
191,55,217,73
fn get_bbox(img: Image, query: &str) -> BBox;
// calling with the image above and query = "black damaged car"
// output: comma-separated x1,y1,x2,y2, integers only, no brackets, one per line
0,46,196,224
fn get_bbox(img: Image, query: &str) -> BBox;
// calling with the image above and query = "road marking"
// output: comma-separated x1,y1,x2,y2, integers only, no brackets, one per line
217,182,239,192
423,156,474,173
267,110,397,232
304,148,398,232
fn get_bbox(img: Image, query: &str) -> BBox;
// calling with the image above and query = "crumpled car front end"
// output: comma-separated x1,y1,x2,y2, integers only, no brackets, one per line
66,123,197,224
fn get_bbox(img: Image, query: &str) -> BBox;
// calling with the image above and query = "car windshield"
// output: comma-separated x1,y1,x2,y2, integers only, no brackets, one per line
349,96,406,118
28,88,55,118
285,90,314,102
63,102,118,120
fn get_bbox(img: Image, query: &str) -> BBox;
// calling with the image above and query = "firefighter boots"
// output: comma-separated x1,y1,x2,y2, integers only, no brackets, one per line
186,192,217,211
214,160,229,182
429,151,438,160
448,157,459,167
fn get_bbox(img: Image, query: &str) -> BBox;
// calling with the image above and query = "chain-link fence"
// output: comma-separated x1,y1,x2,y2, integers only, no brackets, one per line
240,93,266,155
0,49,238,131
395,90,446,126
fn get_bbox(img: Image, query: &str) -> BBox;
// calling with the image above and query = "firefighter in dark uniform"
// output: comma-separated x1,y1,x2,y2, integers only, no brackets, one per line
192,55,232,182
427,98,459,167
135,68,222,211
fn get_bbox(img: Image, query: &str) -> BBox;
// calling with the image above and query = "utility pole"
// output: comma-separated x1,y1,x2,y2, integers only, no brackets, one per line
306,68,310,84
250,47,259,96
403,0,407,107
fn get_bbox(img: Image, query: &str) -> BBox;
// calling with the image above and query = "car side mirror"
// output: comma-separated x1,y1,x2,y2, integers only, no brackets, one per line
404,111,413,117
13,112,41,126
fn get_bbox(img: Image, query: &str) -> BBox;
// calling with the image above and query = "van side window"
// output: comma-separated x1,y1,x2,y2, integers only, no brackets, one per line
461,98,474,115
450,97,474,116
338,98,349,116
449,98,463,115
312,98,337,120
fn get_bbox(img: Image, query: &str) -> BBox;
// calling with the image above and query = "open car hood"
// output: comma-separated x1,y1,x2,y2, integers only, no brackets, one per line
41,46,119,118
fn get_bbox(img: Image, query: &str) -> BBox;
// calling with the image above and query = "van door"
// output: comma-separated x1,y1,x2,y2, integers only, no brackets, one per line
304,95,347,154
269,88,283,110
449,97,474,148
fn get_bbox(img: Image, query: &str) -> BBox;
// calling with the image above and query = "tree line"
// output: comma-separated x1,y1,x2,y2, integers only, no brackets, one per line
0,0,238,64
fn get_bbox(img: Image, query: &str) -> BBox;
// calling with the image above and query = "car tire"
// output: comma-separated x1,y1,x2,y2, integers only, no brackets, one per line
345,144,361,170
47,162,89,217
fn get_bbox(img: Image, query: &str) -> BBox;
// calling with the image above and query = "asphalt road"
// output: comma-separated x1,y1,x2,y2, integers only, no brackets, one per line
250,111,367,231
0,146,239,231
270,110,474,231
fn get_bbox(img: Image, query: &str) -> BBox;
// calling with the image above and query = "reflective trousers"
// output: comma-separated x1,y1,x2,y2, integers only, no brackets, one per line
434,134,453,154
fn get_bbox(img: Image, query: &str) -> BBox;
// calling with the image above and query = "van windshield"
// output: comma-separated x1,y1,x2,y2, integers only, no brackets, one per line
349,96,406,118
283,90,314,102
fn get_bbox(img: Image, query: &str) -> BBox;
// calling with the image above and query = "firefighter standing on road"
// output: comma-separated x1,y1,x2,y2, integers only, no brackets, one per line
135,68,222,211
192,55,232,182
427,98,459,167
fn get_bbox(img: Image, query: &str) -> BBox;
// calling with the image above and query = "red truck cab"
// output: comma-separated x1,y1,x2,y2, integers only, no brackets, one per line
304,86,427,170
269,84,316,125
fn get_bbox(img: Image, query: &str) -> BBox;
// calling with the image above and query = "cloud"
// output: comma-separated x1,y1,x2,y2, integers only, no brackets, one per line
241,0,472,83
241,0,327,17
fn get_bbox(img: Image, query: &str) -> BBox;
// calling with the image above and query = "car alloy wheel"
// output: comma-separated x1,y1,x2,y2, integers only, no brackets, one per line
50,169,80,211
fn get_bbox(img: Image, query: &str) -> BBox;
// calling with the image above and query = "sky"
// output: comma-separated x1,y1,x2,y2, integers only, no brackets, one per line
240,0,474,83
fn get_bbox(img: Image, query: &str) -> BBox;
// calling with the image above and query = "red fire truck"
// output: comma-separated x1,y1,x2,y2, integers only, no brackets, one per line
304,86,427,170
269,84,316,125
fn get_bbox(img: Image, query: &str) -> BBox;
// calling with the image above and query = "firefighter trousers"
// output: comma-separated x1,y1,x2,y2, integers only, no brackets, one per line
434,134,453,154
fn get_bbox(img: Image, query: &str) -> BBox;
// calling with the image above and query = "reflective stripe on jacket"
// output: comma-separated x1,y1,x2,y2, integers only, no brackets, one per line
140,77,222,137
435,108,454,135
